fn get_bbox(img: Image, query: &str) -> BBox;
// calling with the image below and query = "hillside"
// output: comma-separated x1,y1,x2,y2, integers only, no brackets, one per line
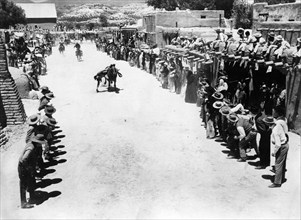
10,0,146,7
57,3,154,28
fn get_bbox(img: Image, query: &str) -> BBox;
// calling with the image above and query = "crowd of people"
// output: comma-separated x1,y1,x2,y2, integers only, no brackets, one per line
4,32,52,93
4,27,296,210
94,28,292,189
18,85,64,208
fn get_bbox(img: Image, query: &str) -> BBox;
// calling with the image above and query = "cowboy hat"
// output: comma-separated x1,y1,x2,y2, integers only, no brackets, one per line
227,113,239,123
237,28,244,35
263,116,276,125
45,92,55,99
218,75,228,81
40,86,49,91
253,32,262,38
31,133,46,144
46,118,57,127
259,38,266,44
201,81,208,86
44,105,56,115
219,106,231,116
212,92,224,100
213,101,224,109
27,114,40,125
268,32,275,37
275,35,283,41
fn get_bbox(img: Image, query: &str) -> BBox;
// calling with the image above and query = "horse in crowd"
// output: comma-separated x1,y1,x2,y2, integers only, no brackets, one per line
94,64,122,93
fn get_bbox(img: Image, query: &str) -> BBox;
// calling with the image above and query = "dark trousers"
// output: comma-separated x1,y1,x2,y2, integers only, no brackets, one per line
228,136,239,157
274,143,289,185
239,130,258,160
259,132,271,166
18,163,35,205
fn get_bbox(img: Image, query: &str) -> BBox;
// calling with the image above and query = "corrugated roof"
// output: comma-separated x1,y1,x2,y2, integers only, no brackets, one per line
16,3,57,18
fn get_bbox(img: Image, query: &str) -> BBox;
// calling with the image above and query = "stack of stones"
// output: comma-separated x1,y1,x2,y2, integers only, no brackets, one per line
0,125,8,147
0,43,27,126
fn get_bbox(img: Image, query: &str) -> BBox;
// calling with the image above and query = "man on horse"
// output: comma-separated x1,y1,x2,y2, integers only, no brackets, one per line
94,64,122,93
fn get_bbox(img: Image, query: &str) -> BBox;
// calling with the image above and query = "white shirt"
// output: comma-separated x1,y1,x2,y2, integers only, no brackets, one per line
271,117,288,151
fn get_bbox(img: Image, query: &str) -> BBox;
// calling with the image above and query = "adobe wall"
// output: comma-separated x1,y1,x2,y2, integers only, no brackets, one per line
253,2,301,31
286,65,301,135
155,10,224,28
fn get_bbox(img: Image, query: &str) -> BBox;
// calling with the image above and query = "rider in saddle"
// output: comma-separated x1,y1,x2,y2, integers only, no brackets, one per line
74,42,81,50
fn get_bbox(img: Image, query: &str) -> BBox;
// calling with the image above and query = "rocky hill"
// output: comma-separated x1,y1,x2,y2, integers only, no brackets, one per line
57,3,154,28
11,0,146,7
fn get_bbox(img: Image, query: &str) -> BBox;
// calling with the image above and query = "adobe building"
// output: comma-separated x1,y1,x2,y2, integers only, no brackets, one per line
142,9,224,48
253,1,301,35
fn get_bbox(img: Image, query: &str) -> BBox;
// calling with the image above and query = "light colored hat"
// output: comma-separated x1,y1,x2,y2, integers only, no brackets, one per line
212,92,224,100
253,32,262,38
27,114,40,125
46,118,57,127
219,106,231,116
237,28,244,35
227,113,239,123
45,92,55,99
275,35,283,41
44,105,56,115
213,101,224,109
263,116,276,125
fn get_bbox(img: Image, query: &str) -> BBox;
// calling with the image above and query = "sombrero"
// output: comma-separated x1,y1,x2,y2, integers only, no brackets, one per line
227,113,239,123
40,86,50,93
213,101,224,109
275,35,283,41
212,92,224,100
237,28,244,35
27,114,40,125
44,105,56,115
253,32,262,38
268,32,275,38
219,106,231,116
263,116,276,125
46,118,57,127
45,92,55,99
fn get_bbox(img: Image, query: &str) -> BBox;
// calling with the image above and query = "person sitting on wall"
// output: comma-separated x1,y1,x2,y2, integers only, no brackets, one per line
265,35,290,60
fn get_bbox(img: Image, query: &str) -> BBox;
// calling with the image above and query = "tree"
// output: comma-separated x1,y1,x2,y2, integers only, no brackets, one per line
0,0,26,28
254,0,295,4
232,0,253,29
215,0,234,18
99,14,108,27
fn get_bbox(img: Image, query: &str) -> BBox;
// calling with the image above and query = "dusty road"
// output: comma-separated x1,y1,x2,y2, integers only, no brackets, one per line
1,42,300,219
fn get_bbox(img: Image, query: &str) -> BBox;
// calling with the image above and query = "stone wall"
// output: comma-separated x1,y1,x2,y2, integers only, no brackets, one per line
253,2,301,31
0,43,27,126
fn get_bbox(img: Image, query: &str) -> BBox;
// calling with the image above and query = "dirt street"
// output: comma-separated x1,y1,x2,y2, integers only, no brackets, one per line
1,42,300,219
